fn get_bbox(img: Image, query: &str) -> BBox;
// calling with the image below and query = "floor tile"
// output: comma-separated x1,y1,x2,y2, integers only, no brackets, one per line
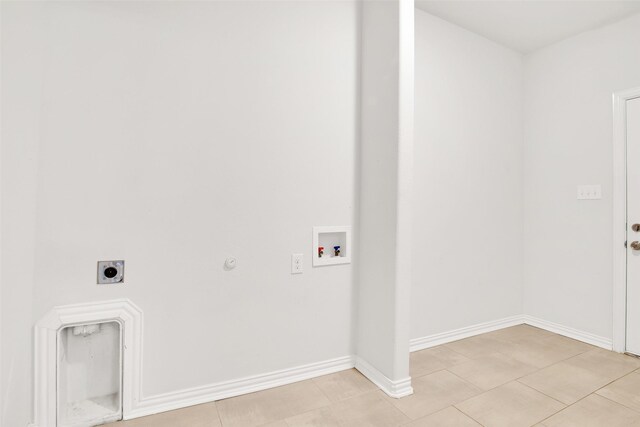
284,406,340,426
384,370,482,420
285,391,409,427
402,406,481,427
519,349,640,404
540,394,640,427
445,334,511,359
495,334,594,369
517,359,608,405
484,325,556,344
569,348,640,379
541,334,596,353
456,381,565,427
312,369,377,402
448,352,537,390
596,371,640,412
104,402,221,427
216,380,331,427
410,346,471,378
106,329,640,427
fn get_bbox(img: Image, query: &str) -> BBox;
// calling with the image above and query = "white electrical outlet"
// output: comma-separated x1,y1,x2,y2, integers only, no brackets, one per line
577,185,602,200
291,253,303,274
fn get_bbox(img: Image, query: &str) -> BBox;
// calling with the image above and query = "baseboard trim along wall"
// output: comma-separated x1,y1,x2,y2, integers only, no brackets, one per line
409,315,525,352
522,315,613,350
354,357,414,399
127,355,355,420
135,314,611,421
129,354,416,421
409,315,613,353
29,315,613,426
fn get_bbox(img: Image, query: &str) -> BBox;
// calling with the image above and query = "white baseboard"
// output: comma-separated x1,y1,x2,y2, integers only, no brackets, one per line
28,352,414,426
409,315,613,354
128,355,355,419
409,315,525,352
354,357,413,398
29,314,613,426
523,315,612,350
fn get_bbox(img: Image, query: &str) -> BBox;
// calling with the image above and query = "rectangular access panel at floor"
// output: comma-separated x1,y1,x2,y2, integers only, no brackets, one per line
57,321,123,427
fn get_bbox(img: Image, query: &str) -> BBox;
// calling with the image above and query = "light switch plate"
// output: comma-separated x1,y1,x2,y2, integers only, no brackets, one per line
577,185,602,200
291,254,303,274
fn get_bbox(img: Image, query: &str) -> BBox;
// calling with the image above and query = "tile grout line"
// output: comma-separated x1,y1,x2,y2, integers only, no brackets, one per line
382,390,416,422
591,366,640,397
512,381,568,407
397,405,488,427
534,392,595,426
213,401,224,427
409,366,450,380
278,388,394,427
591,370,640,414
442,368,488,393
441,343,478,360
445,343,579,427
515,351,640,408
444,367,502,426
514,377,569,407
508,347,604,396
532,367,640,426
450,405,486,427
409,344,474,379
309,375,338,405
449,404,488,427
219,379,341,427
415,331,571,390
504,348,586,406
451,378,567,427
596,392,640,416
487,334,597,370
388,369,483,424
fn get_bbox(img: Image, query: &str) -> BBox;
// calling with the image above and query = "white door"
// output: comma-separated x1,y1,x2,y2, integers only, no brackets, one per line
626,96,640,355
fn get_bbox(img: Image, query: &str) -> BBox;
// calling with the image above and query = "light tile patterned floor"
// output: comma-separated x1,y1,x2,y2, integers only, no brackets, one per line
107,325,640,427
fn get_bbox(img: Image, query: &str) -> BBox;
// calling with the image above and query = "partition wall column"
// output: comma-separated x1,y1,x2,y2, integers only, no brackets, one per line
355,0,414,398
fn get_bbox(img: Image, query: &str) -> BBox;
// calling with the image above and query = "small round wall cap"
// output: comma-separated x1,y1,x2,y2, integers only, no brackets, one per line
225,257,237,270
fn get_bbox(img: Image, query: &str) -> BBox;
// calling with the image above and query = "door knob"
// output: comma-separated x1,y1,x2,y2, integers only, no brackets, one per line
631,241,640,250
633,224,640,232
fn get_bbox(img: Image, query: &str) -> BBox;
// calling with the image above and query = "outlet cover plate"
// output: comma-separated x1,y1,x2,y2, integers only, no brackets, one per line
97,260,125,284
291,254,303,274
577,185,602,200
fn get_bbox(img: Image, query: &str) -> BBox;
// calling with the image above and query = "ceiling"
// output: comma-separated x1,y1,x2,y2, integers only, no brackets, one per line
414,0,640,53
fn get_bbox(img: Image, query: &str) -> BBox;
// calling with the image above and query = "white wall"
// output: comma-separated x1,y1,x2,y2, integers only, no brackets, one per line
1,1,359,425
7,1,638,424
411,10,524,340
357,0,413,388
412,9,640,345
1,2,42,423
523,13,640,340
